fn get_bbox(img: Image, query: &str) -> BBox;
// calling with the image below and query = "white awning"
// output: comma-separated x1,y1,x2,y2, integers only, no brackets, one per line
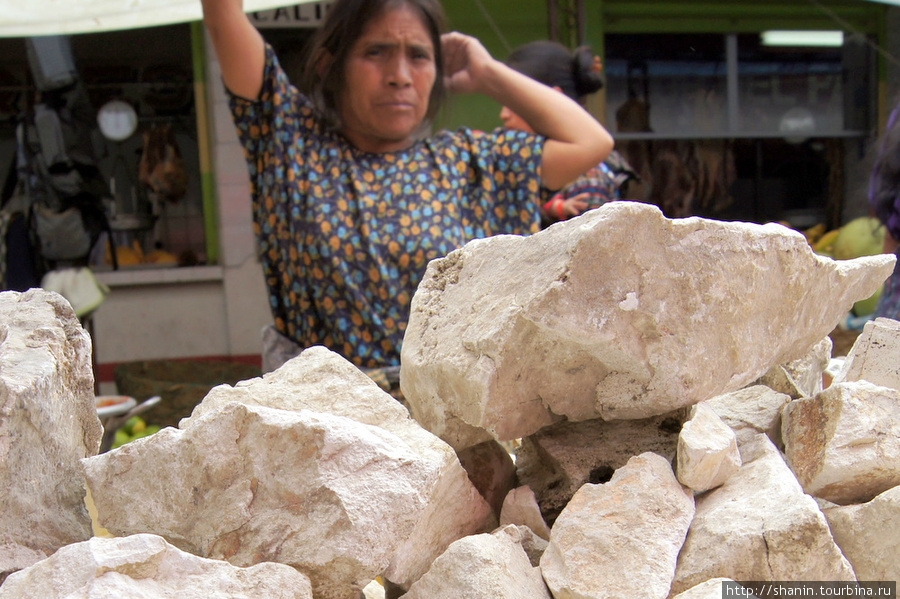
0,0,894,38
0,0,316,37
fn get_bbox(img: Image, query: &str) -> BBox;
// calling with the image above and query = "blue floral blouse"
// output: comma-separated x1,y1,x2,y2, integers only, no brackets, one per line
229,44,545,367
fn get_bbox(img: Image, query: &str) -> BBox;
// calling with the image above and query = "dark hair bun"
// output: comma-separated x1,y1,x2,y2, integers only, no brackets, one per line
572,45,604,96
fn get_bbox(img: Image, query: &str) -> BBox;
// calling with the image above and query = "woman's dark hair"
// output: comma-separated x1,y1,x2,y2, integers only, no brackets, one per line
505,40,603,104
300,0,446,130
870,97,900,240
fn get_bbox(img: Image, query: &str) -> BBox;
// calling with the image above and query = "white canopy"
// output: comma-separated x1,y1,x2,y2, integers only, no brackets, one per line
0,0,314,37
0,0,896,37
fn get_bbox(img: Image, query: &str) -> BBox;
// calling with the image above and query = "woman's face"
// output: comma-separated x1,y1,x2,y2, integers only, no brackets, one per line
499,105,534,133
339,5,437,153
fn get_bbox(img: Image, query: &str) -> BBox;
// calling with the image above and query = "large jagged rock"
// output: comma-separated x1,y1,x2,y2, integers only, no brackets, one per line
540,452,694,599
514,410,685,524
0,533,311,598
0,289,102,581
402,525,552,599
671,434,856,594
400,202,895,449
823,485,900,582
82,347,492,598
782,380,900,505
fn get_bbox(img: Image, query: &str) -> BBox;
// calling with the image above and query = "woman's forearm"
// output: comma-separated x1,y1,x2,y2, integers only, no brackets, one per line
478,60,613,190
200,0,266,100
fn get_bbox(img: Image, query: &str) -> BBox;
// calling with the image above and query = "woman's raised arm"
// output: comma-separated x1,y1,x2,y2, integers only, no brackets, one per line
200,0,266,100
442,32,613,191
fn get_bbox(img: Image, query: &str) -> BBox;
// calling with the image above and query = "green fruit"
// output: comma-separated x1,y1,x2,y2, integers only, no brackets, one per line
853,286,884,317
832,217,885,261
112,429,130,449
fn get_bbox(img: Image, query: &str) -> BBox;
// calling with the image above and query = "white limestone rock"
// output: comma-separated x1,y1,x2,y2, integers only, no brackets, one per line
400,202,894,449
0,289,102,579
671,434,856,594
0,533,311,598
84,346,492,597
362,580,386,599
676,403,741,492
672,578,740,599
498,485,552,541
755,336,832,399
540,452,694,599
84,402,438,599
702,385,792,448
834,317,900,389
492,523,548,567
823,485,900,583
782,380,900,505
514,411,685,524
401,525,552,599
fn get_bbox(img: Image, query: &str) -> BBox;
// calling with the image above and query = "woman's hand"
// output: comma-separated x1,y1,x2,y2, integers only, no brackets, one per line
441,32,496,95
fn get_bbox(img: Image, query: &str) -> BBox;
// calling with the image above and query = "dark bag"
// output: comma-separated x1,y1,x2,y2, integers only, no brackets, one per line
33,202,92,261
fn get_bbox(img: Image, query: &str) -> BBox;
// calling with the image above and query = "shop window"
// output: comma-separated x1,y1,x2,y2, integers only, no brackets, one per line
604,32,874,227
0,23,204,271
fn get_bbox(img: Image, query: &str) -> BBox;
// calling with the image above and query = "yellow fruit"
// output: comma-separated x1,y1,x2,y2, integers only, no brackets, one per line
803,223,827,245
145,249,178,264
813,229,840,255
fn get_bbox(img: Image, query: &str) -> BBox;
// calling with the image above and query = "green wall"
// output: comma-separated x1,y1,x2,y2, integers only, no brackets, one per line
437,0,548,132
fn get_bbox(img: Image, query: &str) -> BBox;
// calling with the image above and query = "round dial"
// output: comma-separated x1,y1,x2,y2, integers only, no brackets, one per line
97,100,138,141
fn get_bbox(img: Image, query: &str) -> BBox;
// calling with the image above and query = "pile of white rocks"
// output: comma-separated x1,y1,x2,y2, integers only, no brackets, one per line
1,202,898,599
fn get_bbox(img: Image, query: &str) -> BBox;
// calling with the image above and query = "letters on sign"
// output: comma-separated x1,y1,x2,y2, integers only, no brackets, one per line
250,2,333,28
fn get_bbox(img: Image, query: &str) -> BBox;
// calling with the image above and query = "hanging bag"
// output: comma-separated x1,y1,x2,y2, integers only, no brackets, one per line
138,123,188,201
32,202,92,261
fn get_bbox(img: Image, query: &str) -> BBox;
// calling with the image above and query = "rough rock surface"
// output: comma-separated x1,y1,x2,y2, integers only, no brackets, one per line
499,486,552,541
823,485,900,582
755,336,831,399
676,403,741,492
671,434,856,593
671,579,739,599
84,403,429,599
702,385,791,448
835,317,900,389
782,380,900,505
0,533,311,598
400,202,894,449
0,289,101,580
402,525,552,599
540,452,694,599
456,440,517,520
514,411,684,524
83,347,492,597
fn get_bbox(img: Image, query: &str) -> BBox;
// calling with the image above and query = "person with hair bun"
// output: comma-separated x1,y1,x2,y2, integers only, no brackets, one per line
502,40,637,226
869,96,900,319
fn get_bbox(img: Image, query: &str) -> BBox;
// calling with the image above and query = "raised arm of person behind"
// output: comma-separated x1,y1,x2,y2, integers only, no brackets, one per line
199,0,612,375
501,40,638,226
